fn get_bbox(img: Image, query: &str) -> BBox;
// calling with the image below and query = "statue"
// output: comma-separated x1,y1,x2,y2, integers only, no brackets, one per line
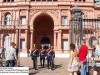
94,0,100,5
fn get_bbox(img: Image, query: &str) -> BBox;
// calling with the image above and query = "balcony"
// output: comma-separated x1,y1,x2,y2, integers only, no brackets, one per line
0,25,29,30
0,25,15,30
58,25,70,30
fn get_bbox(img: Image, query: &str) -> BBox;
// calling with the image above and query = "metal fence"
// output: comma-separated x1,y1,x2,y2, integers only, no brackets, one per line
70,18,100,49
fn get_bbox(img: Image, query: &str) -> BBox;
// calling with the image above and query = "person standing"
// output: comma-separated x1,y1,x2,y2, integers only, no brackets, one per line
31,46,39,70
68,44,79,75
40,47,46,68
47,46,55,70
5,42,18,67
79,39,88,75
0,46,5,67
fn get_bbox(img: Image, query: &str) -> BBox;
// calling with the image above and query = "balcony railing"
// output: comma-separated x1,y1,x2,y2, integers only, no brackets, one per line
0,0,93,6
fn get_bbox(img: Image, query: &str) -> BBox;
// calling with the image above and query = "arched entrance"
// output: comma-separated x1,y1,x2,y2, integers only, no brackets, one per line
33,13,54,48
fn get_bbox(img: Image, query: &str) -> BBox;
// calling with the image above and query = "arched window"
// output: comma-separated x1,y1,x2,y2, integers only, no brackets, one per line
97,17,100,28
4,0,6,2
4,13,11,26
3,0,14,2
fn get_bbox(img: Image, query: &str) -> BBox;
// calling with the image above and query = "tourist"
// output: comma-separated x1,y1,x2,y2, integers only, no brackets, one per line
79,39,88,75
5,42,18,67
68,44,79,75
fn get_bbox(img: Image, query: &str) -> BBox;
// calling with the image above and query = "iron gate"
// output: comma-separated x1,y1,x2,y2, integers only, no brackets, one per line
70,7,100,49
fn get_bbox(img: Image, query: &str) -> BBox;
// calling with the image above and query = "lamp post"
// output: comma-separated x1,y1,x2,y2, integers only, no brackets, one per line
71,6,83,47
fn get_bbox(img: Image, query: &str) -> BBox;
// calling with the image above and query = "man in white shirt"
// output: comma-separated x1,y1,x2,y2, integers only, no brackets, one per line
5,42,17,67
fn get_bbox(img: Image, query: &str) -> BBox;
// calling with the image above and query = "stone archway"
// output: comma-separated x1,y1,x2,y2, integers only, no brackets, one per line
33,13,54,48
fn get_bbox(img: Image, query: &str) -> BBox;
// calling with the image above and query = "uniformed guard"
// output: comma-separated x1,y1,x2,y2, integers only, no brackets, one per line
31,46,39,70
40,47,46,68
46,46,55,70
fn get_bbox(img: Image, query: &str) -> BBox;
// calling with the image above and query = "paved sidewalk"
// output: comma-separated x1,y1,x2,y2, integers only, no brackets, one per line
20,57,69,75
20,57,100,75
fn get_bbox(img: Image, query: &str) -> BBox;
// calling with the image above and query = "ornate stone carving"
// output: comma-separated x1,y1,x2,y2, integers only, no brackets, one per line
1,11,13,17
20,10,27,14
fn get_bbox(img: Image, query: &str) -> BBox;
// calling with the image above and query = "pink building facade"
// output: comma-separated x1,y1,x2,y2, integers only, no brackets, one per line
0,0,100,57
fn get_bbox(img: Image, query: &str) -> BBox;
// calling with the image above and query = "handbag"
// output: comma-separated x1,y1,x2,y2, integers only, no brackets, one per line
77,70,81,75
68,64,73,72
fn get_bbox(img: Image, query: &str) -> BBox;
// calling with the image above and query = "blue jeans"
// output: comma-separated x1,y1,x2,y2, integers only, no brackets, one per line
80,60,87,75
5,60,15,67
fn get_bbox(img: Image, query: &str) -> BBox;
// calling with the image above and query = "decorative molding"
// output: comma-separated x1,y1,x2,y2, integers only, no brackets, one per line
20,10,27,14
29,9,59,20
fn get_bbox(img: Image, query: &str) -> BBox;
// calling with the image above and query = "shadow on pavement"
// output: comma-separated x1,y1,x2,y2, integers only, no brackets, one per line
29,72,39,75
55,64,62,69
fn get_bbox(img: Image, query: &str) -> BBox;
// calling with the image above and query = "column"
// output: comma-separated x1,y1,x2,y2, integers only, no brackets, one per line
54,31,57,50
11,33,14,42
0,33,1,47
30,30,34,49
15,30,18,47
58,30,62,50
25,30,28,49
1,34,3,46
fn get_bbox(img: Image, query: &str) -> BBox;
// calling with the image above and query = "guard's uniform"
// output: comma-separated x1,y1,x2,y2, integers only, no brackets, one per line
40,49,46,67
47,49,55,70
31,49,39,70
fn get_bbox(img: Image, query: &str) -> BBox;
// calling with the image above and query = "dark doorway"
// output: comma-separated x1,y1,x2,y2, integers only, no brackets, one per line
41,37,50,49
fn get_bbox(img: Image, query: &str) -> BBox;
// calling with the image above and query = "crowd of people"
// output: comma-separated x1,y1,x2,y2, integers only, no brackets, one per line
0,42,18,67
0,43,55,71
68,39,100,75
0,39,100,75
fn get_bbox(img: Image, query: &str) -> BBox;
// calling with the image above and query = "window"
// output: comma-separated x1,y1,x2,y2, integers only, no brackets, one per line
11,0,14,2
4,13,11,26
20,39,25,49
53,0,57,1
61,16,67,25
31,0,57,1
48,0,52,1
74,0,77,1
3,0,14,2
62,39,68,50
42,0,46,1
99,38,100,47
4,0,6,2
97,18,100,27
8,0,10,2
3,35,11,50
20,16,26,25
